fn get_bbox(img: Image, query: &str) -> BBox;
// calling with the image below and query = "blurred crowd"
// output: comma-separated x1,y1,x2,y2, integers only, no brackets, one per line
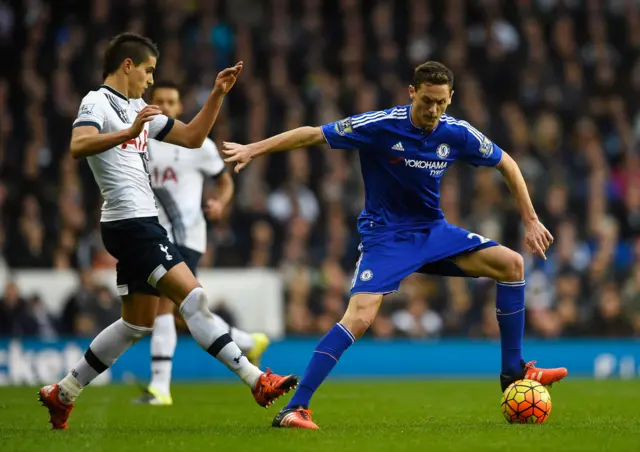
1,0,639,339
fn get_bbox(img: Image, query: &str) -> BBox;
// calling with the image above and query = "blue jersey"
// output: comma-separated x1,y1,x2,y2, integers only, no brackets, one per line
321,105,503,233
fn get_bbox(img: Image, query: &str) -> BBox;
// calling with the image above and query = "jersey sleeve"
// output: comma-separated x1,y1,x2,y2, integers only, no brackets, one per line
73,93,107,132
199,138,226,177
457,122,503,167
135,99,175,141
320,111,383,150
148,114,175,141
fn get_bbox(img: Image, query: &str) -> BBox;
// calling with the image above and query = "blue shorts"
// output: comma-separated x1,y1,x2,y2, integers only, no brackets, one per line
350,220,499,295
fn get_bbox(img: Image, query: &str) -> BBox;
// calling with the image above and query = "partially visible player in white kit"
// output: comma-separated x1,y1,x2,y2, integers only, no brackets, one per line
38,33,297,431
133,81,270,406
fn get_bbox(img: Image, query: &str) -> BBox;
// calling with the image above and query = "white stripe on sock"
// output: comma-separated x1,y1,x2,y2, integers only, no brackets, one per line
497,280,526,287
336,323,356,343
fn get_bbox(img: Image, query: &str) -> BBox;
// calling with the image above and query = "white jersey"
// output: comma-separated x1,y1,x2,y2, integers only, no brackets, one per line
73,85,174,222
148,138,225,253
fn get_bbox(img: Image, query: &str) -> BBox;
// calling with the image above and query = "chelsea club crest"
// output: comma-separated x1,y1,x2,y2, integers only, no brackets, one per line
436,143,450,159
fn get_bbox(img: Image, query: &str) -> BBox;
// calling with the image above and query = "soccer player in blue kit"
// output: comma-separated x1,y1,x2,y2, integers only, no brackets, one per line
223,62,568,429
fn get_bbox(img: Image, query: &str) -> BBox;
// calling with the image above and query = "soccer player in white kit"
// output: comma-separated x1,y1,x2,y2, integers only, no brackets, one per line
133,81,270,406
38,33,297,430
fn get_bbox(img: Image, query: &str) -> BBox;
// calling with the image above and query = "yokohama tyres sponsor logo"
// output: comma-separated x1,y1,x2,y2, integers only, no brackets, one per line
404,159,447,170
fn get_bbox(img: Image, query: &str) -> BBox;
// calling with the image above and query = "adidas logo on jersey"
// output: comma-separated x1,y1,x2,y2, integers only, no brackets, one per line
391,142,405,151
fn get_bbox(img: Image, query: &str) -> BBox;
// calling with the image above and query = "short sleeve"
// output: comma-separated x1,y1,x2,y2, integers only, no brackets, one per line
73,93,107,132
199,138,226,177
148,114,175,141
456,122,503,167
321,111,383,150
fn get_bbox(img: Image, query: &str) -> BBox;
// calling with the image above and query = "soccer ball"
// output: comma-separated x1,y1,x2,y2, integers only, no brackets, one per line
501,379,552,424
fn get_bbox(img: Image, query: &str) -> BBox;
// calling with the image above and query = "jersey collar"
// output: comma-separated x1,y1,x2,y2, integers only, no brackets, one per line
407,104,441,137
100,84,129,102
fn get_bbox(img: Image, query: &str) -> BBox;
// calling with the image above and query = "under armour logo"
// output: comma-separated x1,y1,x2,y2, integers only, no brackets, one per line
159,244,173,261
71,369,79,378
233,353,245,364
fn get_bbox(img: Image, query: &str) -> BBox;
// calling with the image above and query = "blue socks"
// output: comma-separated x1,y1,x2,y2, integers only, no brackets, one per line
496,281,526,375
286,323,355,409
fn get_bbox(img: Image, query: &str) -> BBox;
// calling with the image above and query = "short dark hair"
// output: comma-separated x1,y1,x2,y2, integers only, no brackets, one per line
149,81,181,100
413,61,454,90
103,33,159,79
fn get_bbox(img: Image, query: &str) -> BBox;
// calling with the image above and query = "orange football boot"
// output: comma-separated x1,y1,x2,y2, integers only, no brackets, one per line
272,407,320,429
501,359,568,391
252,369,298,408
38,384,74,430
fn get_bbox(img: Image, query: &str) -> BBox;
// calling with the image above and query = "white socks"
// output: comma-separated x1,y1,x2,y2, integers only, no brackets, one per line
57,288,263,406
209,313,255,352
59,319,152,404
58,373,83,405
179,287,262,388
229,326,256,352
149,314,177,396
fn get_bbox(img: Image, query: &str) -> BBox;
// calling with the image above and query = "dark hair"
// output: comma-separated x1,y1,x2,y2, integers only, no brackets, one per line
102,33,159,79
413,61,454,90
149,81,181,100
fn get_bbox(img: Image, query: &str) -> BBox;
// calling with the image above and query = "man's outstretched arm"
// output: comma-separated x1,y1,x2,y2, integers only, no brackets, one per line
222,126,326,173
164,62,243,149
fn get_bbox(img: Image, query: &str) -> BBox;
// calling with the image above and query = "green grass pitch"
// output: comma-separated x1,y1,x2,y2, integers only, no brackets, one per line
1,380,639,452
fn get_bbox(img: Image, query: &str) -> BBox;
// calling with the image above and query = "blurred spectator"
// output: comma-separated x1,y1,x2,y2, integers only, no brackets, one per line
0,281,40,337
587,281,635,337
59,269,98,335
622,263,640,335
391,276,444,338
391,297,443,338
60,270,120,337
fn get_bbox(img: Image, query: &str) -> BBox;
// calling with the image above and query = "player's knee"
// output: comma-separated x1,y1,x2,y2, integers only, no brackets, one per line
341,295,381,338
341,315,373,339
500,250,524,282
121,319,153,342
157,262,201,304
178,287,210,320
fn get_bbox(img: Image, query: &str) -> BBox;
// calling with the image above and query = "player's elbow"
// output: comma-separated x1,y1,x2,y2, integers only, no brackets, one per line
307,126,326,146
177,135,204,149
186,135,206,149
69,141,84,159
496,151,515,173
181,126,207,149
